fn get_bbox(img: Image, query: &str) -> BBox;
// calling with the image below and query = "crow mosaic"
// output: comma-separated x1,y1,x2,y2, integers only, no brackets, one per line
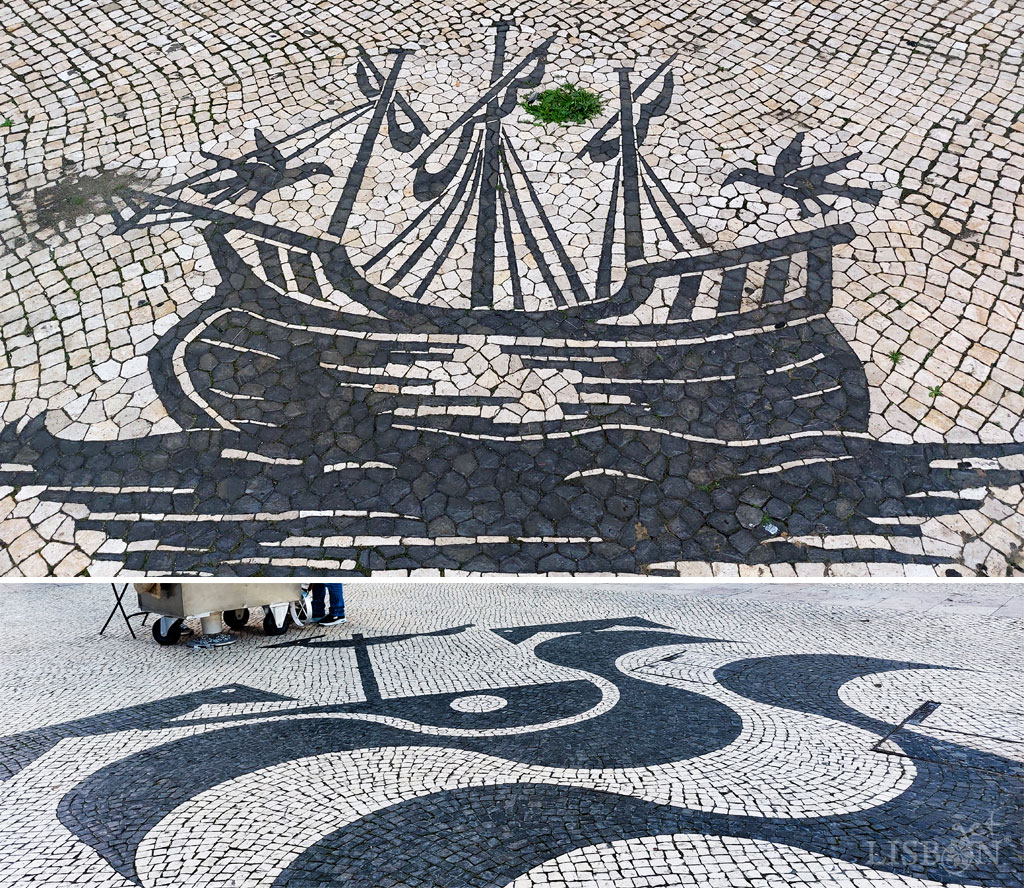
724,132,883,218
190,129,334,209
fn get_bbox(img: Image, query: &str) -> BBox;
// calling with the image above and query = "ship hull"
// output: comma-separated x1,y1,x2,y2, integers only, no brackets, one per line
179,305,868,446
161,222,869,448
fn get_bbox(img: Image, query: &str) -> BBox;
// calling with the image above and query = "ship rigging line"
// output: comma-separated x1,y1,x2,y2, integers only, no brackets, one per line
363,132,484,272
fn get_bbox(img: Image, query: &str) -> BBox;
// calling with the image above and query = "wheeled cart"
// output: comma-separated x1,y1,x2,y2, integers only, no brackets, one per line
135,582,311,645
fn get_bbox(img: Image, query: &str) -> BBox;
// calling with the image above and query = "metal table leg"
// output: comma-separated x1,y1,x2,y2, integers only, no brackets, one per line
100,583,148,638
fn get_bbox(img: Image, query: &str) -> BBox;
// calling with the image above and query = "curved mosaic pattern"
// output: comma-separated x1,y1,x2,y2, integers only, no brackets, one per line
504,833,977,888
1,0,1022,575
0,611,1018,888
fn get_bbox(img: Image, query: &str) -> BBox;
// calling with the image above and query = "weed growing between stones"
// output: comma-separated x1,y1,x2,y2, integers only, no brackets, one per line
520,83,603,126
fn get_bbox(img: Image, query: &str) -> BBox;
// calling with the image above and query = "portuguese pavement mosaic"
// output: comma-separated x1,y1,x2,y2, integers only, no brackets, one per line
0,0,1022,575
0,582,1021,887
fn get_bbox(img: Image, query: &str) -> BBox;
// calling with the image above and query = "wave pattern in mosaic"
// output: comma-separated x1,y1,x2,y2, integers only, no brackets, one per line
0,585,1021,888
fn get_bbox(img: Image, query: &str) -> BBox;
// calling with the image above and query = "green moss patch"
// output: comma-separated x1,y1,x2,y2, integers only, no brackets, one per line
520,83,604,126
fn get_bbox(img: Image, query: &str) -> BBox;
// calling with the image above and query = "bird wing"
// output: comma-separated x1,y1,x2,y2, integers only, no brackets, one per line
808,152,861,178
253,129,287,169
773,133,805,178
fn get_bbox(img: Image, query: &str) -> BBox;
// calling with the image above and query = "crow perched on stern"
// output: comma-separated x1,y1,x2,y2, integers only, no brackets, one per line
192,129,333,209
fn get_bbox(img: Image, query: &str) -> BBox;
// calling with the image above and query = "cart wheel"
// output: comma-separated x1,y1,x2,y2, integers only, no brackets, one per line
152,619,183,646
262,611,292,636
224,608,250,630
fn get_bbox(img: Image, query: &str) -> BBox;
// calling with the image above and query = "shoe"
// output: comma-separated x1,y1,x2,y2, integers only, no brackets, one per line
318,614,347,627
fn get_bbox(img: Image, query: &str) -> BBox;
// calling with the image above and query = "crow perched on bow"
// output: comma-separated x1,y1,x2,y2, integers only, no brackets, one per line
724,133,882,218
192,129,333,209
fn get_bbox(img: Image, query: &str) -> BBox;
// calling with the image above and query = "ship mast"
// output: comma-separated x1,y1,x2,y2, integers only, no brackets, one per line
471,21,511,307
616,67,645,267
329,50,412,238
585,55,707,307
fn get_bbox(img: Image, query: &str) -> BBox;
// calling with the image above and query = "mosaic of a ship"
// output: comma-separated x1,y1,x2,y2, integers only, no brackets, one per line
116,26,870,445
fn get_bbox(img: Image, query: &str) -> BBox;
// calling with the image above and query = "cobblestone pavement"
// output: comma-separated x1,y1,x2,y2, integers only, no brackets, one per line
1,0,1023,576
0,582,1021,887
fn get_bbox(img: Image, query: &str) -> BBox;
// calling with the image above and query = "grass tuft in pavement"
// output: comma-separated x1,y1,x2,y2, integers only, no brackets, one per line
520,83,604,126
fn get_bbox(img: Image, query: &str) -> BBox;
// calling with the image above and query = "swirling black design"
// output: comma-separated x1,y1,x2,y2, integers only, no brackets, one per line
46,623,1024,886
274,760,1021,887
474,629,743,767
273,652,1022,887
54,625,737,881
0,684,289,781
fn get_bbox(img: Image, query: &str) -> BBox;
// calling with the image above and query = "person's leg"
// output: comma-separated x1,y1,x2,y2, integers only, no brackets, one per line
317,583,345,625
325,583,345,618
309,583,326,620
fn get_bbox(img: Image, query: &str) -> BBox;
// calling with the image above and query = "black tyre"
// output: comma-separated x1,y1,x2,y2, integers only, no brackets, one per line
263,611,292,636
224,608,250,630
152,619,183,646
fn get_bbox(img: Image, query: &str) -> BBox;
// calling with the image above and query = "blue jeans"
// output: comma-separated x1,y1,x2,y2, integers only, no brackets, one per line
309,583,344,618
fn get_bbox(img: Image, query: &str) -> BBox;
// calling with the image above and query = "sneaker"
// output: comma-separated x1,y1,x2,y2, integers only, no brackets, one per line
318,614,347,627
